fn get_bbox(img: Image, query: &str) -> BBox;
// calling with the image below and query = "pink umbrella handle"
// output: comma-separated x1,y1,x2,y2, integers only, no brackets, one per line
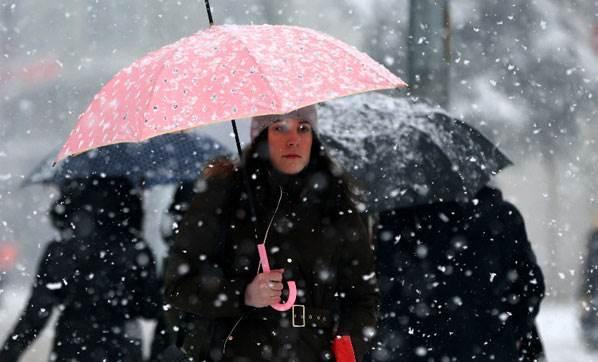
257,243,297,311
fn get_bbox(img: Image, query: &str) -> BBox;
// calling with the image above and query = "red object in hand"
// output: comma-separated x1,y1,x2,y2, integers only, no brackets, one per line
332,335,356,362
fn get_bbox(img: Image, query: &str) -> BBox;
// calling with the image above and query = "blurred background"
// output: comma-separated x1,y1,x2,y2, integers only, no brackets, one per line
0,0,597,360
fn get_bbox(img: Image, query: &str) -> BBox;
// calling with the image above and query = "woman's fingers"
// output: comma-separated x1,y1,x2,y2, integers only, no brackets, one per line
258,270,284,288
260,280,282,290
268,281,284,291
267,269,284,282
245,269,287,307
259,281,282,294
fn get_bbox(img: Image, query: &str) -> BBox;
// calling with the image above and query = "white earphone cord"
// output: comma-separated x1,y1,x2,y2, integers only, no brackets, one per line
256,186,284,274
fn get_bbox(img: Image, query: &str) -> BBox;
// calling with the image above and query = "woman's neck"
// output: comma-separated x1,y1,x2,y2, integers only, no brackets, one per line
268,167,310,195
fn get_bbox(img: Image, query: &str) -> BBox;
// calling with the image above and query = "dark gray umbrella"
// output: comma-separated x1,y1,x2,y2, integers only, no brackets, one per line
319,93,512,212
24,132,230,187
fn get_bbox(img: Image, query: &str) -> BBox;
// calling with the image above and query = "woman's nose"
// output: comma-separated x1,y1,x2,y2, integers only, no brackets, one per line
286,132,300,146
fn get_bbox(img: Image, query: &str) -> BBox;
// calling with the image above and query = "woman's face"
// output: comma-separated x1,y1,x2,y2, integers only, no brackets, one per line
267,118,313,175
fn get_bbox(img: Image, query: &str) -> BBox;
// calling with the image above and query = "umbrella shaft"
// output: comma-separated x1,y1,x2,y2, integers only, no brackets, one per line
230,119,259,241
204,0,214,25
231,119,243,158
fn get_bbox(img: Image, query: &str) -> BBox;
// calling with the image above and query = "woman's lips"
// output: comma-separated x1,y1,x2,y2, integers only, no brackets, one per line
282,154,301,159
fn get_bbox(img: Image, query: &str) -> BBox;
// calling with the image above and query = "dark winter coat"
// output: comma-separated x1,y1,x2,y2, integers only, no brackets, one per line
164,165,377,362
371,187,545,362
0,179,162,362
0,233,161,362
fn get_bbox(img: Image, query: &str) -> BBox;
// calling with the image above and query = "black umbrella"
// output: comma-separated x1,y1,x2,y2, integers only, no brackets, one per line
24,132,230,187
319,93,512,212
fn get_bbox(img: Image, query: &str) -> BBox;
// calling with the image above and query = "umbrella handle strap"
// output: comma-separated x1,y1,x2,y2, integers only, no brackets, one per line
257,243,297,311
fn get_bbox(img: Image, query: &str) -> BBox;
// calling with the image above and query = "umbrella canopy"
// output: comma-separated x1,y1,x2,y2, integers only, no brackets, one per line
319,93,512,212
56,24,406,161
25,132,229,187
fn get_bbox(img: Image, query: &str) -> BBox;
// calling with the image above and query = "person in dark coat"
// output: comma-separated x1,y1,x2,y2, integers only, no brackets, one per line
164,106,378,362
579,221,598,349
371,186,545,362
0,177,162,362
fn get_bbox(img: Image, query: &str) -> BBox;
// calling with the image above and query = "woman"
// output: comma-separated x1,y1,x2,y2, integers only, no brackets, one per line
164,105,377,361
0,178,161,362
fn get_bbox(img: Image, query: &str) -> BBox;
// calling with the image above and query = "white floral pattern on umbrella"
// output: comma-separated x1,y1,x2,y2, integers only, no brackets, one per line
57,24,406,161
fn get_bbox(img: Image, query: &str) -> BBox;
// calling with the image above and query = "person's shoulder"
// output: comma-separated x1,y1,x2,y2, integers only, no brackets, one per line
42,239,73,260
37,239,77,279
200,158,241,192
185,159,241,214
203,158,237,180
496,202,526,232
477,188,527,234
473,187,518,216
482,187,524,224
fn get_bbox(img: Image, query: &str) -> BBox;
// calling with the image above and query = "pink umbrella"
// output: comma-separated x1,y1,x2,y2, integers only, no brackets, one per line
56,24,406,161
56,4,406,319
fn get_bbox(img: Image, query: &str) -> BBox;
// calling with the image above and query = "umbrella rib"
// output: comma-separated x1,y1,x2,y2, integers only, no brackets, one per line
411,112,512,179
219,26,283,114
137,48,180,140
450,117,513,169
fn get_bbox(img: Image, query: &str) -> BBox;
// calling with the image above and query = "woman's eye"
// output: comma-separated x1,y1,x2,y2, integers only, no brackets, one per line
298,124,312,133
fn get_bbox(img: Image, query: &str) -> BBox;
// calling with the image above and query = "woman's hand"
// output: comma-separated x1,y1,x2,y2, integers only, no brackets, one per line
244,269,284,308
